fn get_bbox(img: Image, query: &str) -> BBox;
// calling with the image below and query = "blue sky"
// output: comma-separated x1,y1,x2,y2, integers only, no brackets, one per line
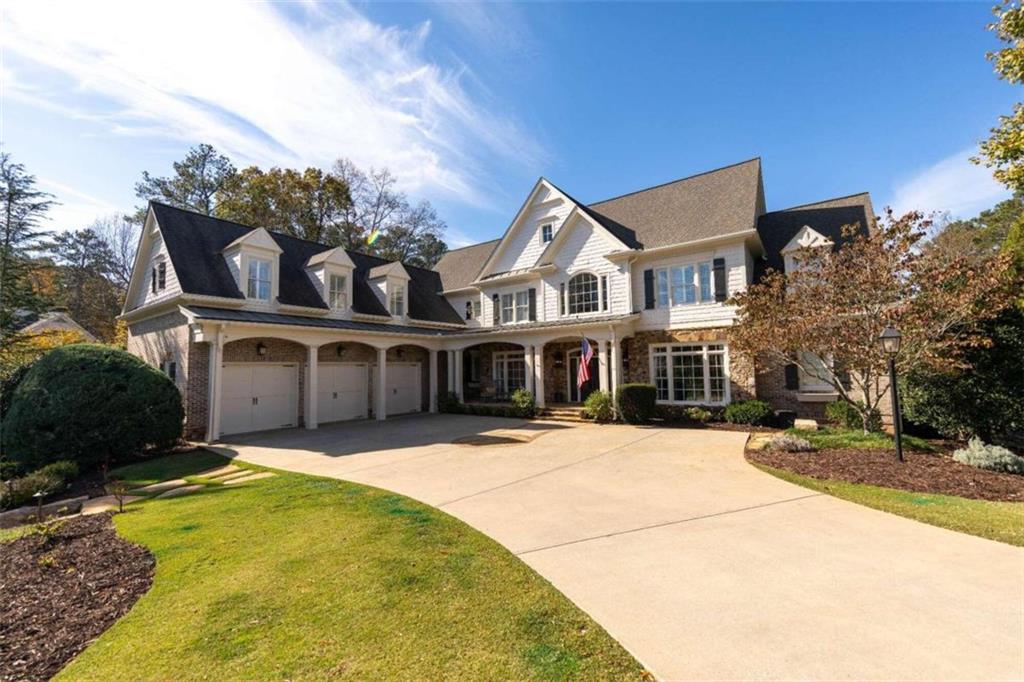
1,1,1015,247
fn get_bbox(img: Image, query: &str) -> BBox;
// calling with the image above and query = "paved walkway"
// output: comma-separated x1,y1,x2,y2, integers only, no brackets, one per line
213,414,1024,681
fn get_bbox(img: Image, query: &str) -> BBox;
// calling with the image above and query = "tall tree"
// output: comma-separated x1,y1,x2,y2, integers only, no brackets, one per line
0,152,54,346
93,214,140,294
133,143,236,221
925,193,1023,264
48,229,121,340
375,200,449,267
975,1,1024,193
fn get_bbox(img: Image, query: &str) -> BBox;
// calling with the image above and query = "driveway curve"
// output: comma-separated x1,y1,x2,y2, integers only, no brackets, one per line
212,414,1024,681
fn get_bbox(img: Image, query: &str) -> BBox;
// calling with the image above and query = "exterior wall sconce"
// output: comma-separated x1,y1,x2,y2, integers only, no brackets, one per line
256,342,267,357
336,345,345,358
396,347,405,359
554,354,564,369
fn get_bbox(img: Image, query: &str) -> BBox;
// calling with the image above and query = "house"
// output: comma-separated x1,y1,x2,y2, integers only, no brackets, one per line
14,309,99,342
121,157,873,440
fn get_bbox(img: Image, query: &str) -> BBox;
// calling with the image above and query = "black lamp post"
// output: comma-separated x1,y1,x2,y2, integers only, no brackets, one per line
879,327,904,463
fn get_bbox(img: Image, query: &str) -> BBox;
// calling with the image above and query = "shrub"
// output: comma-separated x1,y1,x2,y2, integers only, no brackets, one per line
0,461,78,510
952,437,1024,475
509,388,536,418
583,390,615,422
768,434,816,453
2,344,183,471
825,400,882,433
685,406,713,424
615,384,656,424
0,359,34,421
438,391,462,414
724,400,774,426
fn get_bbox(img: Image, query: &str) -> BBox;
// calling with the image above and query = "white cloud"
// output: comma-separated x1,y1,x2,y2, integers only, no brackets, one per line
887,147,1011,220
36,178,125,232
1,0,545,208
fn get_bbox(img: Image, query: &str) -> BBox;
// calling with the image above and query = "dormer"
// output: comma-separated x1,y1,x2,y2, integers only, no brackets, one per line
222,228,283,305
306,247,355,313
368,262,411,319
781,225,832,273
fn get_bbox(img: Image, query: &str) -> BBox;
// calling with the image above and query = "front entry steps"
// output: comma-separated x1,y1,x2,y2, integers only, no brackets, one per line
537,405,587,423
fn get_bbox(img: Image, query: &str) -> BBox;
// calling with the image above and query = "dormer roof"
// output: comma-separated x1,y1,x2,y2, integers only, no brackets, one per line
368,262,410,280
222,226,283,254
306,246,355,269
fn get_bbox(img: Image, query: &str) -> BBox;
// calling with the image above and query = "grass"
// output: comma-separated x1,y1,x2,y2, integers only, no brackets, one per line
58,451,643,680
785,427,935,452
109,449,229,487
753,463,1024,547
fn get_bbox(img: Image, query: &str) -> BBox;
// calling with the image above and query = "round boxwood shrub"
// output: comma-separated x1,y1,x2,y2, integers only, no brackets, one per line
724,399,774,426
615,383,656,424
1,344,183,471
583,390,615,422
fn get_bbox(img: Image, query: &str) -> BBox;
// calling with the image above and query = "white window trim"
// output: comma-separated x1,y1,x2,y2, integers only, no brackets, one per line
563,270,606,317
649,343,731,406
654,260,715,308
492,350,526,396
540,222,554,244
247,257,273,301
389,285,405,317
328,273,348,310
499,289,531,324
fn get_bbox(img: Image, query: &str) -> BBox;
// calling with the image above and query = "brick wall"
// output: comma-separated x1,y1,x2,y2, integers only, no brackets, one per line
462,342,524,400
756,357,894,423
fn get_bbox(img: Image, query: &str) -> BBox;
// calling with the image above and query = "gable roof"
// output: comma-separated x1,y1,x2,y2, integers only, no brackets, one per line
587,157,764,249
149,202,462,325
755,192,874,277
433,239,500,291
545,181,642,250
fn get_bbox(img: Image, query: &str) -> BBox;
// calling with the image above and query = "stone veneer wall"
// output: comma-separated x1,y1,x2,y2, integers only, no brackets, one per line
542,340,597,404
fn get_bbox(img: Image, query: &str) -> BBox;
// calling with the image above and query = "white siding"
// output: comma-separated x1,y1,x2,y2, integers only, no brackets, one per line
542,216,627,320
489,186,573,274
478,280,542,327
133,232,181,308
446,293,483,327
632,240,749,330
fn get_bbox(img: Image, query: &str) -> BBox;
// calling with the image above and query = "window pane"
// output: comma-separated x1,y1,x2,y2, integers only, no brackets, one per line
657,270,669,307
653,354,669,401
683,265,696,303
501,294,513,323
674,353,704,401
670,267,685,305
709,352,726,402
699,262,712,301
568,273,599,314
515,290,529,321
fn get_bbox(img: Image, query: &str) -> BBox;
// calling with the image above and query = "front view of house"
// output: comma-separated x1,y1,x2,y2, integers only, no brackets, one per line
122,158,873,439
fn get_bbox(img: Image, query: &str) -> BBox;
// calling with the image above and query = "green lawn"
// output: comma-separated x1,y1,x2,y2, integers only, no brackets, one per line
786,427,935,452
753,463,1024,546
109,449,230,487
58,452,643,680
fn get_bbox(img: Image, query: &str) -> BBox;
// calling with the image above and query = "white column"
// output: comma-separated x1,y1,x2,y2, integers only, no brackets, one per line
376,347,387,421
207,335,224,442
446,350,455,393
598,339,609,392
610,337,621,399
429,349,438,413
534,345,546,408
305,345,318,430
524,345,535,396
453,348,464,402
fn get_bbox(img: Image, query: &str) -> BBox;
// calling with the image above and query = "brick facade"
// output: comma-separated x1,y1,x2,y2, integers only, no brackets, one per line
461,342,525,400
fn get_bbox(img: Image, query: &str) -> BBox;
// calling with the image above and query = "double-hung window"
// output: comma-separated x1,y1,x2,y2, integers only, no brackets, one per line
151,260,167,294
247,258,272,301
650,343,728,404
541,223,554,243
389,286,405,316
515,291,529,321
501,293,514,323
654,261,714,307
328,274,347,309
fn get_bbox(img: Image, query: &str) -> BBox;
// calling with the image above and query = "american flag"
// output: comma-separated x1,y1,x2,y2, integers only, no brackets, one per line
577,338,593,390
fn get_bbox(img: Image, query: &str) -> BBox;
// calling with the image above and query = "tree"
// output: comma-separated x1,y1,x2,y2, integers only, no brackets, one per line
48,229,121,340
0,152,54,346
728,210,1019,435
93,214,139,294
133,143,236,221
926,194,1023,264
375,200,449,267
975,1,1024,193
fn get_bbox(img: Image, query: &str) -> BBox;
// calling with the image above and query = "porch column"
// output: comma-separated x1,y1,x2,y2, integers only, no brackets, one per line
598,339,609,392
429,349,438,413
206,331,225,442
446,350,455,393
306,344,319,430
376,347,387,421
534,345,546,408
453,348,464,402
524,345,535,396
610,337,621,399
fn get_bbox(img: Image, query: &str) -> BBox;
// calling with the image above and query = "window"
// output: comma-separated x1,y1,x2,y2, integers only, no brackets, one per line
465,299,483,320
151,260,166,294
328,274,347,309
247,258,272,300
654,261,713,307
567,273,599,314
501,293,514,323
493,351,526,398
515,291,529,321
541,223,554,243
466,301,473,320
389,286,405,316
799,352,833,393
499,291,530,324
473,300,481,319
650,343,728,404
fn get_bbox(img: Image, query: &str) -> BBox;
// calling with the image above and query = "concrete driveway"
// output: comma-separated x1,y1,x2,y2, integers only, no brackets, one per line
212,414,1024,681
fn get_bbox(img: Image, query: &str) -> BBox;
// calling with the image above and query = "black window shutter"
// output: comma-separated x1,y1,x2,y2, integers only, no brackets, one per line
784,364,800,390
465,301,472,320
528,288,537,321
151,268,157,294
158,262,166,288
492,294,500,325
713,258,727,302
601,275,608,311
643,269,655,310
559,283,565,316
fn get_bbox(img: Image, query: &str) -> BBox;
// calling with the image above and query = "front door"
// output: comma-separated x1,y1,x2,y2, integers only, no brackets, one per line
567,351,598,403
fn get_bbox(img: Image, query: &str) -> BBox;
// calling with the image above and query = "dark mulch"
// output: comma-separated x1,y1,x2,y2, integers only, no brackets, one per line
0,513,154,681
747,446,1024,502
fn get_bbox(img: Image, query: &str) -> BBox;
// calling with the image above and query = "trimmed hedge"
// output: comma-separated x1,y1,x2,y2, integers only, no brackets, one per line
724,399,774,426
2,344,183,471
439,391,536,419
583,390,615,422
615,384,656,424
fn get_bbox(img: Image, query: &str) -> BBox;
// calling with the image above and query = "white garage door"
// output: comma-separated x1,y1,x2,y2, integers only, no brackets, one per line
384,362,421,416
222,364,298,436
317,363,368,424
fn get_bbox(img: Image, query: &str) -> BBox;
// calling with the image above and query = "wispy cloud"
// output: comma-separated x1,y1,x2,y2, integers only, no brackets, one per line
36,178,124,232
1,0,545,208
886,147,1011,220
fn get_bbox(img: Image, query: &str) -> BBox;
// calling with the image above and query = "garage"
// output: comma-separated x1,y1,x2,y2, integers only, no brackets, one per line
317,363,369,424
221,363,299,436
383,362,421,416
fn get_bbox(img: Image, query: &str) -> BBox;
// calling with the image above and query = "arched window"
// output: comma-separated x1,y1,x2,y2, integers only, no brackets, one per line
567,272,599,314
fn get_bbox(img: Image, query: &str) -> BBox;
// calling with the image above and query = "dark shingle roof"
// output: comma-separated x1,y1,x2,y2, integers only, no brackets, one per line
754,192,875,278
151,202,463,325
185,306,452,336
432,239,500,291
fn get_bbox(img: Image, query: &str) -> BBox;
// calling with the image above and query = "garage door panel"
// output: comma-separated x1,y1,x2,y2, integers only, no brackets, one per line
317,363,368,424
222,364,298,436
385,362,421,416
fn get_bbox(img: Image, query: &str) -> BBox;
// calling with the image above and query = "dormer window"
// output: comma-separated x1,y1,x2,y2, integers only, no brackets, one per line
151,260,166,294
389,286,405,316
247,258,272,301
328,274,347,309
541,223,553,243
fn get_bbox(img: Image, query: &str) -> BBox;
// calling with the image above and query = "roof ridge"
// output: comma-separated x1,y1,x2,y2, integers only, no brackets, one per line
587,157,762,207
770,191,871,213
438,238,501,255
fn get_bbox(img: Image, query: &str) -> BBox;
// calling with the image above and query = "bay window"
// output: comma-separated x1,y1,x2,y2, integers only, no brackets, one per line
650,343,729,404
654,261,714,307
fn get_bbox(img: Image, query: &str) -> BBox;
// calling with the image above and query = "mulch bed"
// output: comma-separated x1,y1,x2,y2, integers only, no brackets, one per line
0,513,155,681
747,446,1024,502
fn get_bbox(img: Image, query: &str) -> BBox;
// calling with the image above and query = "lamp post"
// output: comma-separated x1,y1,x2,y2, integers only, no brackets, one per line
879,327,904,463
